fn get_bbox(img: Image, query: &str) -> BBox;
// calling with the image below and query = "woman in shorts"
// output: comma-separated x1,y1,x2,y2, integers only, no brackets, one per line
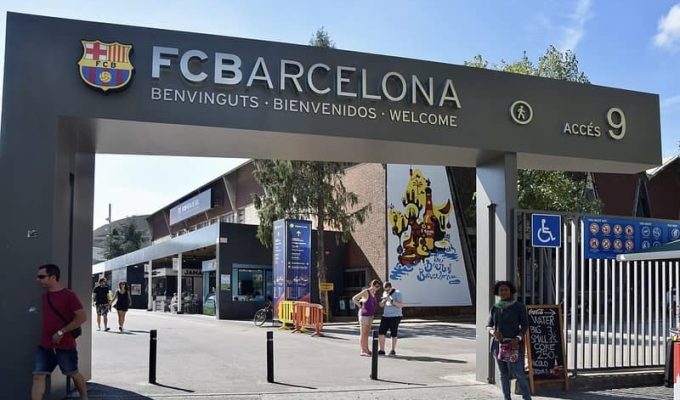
352,279,381,356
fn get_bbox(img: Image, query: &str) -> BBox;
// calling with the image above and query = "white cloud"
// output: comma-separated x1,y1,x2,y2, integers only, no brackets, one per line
654,4,680,48
558,0,593,51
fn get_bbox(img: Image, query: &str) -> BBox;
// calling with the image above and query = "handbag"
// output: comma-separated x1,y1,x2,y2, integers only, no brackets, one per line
497,341,519,362
46,292,82,339
494,307,519,363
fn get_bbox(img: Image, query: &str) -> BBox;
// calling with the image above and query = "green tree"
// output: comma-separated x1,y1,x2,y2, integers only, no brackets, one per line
252,161,370,298
104,220,147,259
309,26,335,48
252,28,369,316
465,46,601,213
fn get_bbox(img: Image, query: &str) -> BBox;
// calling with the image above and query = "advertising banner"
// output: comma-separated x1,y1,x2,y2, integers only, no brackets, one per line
169,189,212,225
272,219,286,318
386,164,472,306
272,218,312,317
286,219,312,302
584,216,680,259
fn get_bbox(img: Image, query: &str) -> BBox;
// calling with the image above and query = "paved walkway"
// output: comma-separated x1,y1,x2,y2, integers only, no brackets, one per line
73,310,672,399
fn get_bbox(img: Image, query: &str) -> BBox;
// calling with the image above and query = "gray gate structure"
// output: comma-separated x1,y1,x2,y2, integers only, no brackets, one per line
0,13,662,398
515,210,680,375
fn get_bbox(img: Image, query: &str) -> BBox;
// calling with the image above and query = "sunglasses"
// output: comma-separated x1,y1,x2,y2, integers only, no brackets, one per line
36,274,52,279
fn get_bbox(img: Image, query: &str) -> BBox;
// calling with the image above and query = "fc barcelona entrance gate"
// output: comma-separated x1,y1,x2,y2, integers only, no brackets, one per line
515,210,680,373
0,13,661,399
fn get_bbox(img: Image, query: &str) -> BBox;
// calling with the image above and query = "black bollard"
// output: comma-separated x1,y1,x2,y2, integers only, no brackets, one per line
267,331,274,383
149,329,157,384
370,329,379,380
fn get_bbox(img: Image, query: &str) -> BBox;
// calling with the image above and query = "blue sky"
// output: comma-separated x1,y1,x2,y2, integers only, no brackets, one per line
0,1,678,227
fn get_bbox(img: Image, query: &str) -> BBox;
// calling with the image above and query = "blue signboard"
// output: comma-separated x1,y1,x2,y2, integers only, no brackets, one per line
272,219,286,317
531,214,562,248
169,189,212,225
286,220,312,302
272,218,312,316
584,216,680,259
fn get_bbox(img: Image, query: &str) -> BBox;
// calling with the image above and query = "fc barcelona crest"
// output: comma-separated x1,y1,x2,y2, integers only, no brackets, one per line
78,40,133,92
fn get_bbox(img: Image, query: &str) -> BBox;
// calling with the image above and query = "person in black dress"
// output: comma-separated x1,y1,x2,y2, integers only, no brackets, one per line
111,281,132,332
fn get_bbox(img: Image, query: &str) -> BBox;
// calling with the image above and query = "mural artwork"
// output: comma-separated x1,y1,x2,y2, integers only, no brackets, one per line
386,165,472,306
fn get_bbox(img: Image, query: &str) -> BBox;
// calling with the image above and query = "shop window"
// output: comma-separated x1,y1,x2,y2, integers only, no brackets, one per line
344,269,367,290
236,269,264,301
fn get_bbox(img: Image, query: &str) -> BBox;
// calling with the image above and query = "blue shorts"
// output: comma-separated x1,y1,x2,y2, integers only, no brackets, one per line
33,346,79,376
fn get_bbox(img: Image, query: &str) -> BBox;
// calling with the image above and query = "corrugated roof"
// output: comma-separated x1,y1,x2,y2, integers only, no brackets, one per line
151,159,253,216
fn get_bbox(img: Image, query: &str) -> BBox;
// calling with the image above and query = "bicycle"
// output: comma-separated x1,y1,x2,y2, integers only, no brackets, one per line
253,301,273,327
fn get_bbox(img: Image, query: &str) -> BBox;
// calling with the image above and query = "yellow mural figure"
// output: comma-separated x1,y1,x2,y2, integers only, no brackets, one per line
388,168,452,266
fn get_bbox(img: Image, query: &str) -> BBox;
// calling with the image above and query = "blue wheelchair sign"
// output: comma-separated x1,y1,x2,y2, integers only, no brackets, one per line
531,214,561,248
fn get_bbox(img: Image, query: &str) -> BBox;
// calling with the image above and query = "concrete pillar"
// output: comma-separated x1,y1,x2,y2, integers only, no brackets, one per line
147,260,153,311
475,153,518,382
177,253,183,313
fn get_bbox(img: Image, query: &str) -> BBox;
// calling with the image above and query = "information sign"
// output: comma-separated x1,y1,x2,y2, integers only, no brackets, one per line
531,214,561,248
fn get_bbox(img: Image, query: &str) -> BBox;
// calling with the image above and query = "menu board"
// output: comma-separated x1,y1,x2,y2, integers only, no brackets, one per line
525,305,568,393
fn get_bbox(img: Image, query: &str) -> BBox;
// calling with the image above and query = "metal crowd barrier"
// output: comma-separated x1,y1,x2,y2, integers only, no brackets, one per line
277,300,297,330
293,302,324,337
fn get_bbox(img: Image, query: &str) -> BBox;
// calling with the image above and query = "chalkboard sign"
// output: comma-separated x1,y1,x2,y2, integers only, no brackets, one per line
525,305,568,393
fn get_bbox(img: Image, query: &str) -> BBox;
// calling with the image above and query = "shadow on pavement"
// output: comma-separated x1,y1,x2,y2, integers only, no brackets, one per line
536,385,671,400
272,380,318,390
100,329,148,335
374,378,427,386
320,326,359,336
398,323,475,340
151,382,195,392
316,333,349,341
71,382,152,399
320,323,476,340
393,355,467,363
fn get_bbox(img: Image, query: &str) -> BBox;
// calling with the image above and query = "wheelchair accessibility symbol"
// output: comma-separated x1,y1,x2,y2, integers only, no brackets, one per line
531,214,561,248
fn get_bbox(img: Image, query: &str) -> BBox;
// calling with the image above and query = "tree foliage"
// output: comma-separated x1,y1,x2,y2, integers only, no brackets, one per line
518,171,601,213
104,220,147,259
252,28,370,299
309,26,335,48
465,45,601,213
252,160,371,278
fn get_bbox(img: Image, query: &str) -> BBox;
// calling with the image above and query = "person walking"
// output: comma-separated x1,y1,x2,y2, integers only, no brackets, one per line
378,281,403,356
32,263,88,400
487,280,532,400
352,279,381,356
111,281,132,332
92,277,111,331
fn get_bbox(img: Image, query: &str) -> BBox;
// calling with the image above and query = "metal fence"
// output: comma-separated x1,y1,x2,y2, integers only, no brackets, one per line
515,210,680,374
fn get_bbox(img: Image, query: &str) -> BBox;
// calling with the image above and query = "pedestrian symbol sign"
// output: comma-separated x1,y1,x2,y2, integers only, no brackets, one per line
531,214,561,248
